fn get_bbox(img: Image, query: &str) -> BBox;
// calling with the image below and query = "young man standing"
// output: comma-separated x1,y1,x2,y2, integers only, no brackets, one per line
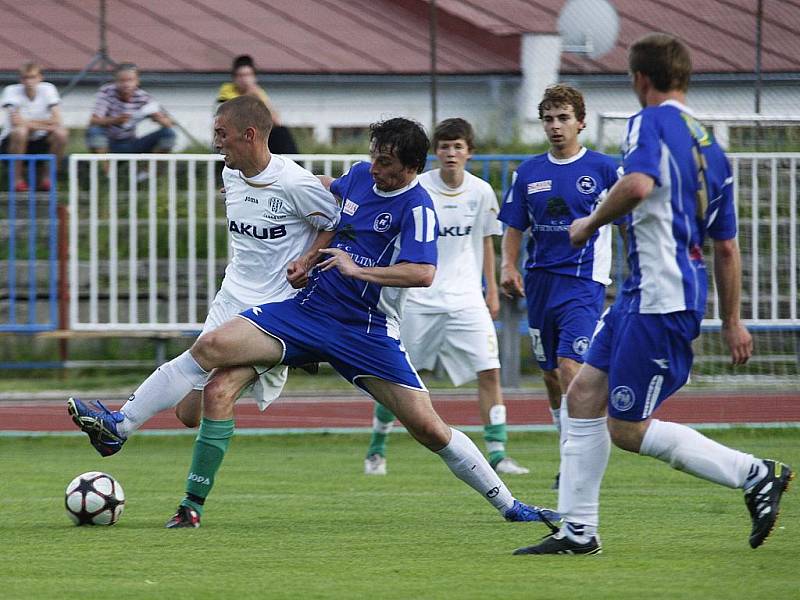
69,117,557,529
69,95,339,448
499,85,620,488
364,118,529,476
0,63,67,191
515,33,792,556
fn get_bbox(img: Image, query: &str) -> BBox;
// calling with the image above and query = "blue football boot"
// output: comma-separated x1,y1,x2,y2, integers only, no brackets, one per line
504,499,561,526
67,397,126,457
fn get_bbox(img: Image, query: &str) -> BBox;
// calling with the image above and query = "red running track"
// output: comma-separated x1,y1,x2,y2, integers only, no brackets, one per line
1,391,799,432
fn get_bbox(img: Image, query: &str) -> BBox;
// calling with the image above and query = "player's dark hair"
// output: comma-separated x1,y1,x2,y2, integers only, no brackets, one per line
114,62,138,77
629,33,692,93
216,95,273,138
538,84,586,123
369,118,429,174
432,118,475,151
232,54,256,74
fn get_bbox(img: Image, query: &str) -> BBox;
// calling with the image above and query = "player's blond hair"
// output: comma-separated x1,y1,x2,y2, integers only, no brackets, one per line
216,95,273,138
19,62,41,77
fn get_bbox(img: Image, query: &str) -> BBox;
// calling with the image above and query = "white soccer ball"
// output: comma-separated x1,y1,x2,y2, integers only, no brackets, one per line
64,471,126,526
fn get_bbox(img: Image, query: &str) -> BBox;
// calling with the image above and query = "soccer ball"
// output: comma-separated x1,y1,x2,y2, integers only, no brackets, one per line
64,471,125,526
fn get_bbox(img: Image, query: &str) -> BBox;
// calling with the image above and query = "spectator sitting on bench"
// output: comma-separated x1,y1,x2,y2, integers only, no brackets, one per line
0,62,67,192
86,63,175,160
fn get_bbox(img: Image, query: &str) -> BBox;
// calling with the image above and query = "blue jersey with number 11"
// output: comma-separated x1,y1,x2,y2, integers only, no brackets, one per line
295,162,438,339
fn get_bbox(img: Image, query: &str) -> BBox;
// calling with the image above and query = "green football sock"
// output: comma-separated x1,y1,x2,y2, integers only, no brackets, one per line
366,402,396,458
181,417,235,515
484,423,508,466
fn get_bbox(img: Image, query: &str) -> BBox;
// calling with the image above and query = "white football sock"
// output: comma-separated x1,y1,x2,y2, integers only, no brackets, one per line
640,419,759,489
559,416,610,536
117,350,209,437
372,416,394,434
550,405,561,435
436,428,514,513
558,395,568,446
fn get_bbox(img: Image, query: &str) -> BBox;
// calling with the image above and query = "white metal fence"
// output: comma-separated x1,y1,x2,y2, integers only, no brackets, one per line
67,154,367,331
68,152,799,381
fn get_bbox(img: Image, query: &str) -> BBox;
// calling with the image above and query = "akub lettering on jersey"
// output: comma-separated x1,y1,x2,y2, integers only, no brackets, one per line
228,221,287,240
439,225,473,237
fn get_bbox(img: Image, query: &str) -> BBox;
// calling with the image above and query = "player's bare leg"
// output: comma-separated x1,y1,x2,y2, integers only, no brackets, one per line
175,363,258,428
175,390,203,428
166,366,258,528
477,368,528,475
361,377,556,522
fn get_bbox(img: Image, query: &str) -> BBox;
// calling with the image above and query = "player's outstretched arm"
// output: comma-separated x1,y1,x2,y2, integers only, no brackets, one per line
500,227,525,298
570,172,654,247
318,248,434,287
713,238,753,365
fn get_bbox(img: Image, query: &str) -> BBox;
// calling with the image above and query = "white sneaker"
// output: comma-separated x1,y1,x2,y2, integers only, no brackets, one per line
364,453,387,476
493,457,530,475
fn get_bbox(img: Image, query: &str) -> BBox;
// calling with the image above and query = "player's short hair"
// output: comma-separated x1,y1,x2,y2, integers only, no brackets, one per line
19,62,41,77
432,118,475,151
628,33,692,93
369,118,429,174
114,63,138,77
538,84,586,122
216,95,273,137
232,54,256,74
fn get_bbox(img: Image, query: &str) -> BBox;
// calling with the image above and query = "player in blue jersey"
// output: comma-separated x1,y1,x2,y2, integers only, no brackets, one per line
499,84,620,489
67,117,558,529
514,34,793,556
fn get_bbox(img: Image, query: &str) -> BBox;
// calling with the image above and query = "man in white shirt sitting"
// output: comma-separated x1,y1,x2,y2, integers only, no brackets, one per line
0,63,67,192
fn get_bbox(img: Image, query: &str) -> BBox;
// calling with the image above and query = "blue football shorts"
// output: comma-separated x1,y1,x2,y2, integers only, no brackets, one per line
238,298,426,394
524,270,605,371
585,297,702,422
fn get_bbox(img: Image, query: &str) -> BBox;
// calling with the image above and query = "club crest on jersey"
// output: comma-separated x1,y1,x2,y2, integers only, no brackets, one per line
572,336,590,355
267,197,283,213
374,212,392,232
610,386,636,412
343,199,359,216
467,198,479,213
577,176,597,194
527,180,552,194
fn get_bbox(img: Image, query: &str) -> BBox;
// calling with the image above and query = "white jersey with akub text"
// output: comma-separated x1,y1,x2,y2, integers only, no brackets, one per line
405,169,502,313
220,155,340,307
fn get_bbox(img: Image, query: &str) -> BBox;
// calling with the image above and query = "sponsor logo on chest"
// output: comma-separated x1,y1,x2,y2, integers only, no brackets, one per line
528,180,552,194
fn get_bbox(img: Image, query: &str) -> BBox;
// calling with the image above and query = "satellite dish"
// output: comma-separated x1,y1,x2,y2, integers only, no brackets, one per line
558,0,620,59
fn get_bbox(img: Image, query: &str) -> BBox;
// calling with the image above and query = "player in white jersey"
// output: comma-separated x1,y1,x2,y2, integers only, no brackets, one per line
364,118,529,476
69,95,339,450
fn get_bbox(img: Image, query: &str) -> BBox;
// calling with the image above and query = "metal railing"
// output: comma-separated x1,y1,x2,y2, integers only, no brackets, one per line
0,154,58,332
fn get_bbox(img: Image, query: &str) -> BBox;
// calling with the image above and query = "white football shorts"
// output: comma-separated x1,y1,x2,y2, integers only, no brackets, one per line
400,305,500,387
195,288,288,410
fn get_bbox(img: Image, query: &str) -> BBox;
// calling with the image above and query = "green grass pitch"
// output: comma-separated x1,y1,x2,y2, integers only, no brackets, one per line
1,429,797,599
